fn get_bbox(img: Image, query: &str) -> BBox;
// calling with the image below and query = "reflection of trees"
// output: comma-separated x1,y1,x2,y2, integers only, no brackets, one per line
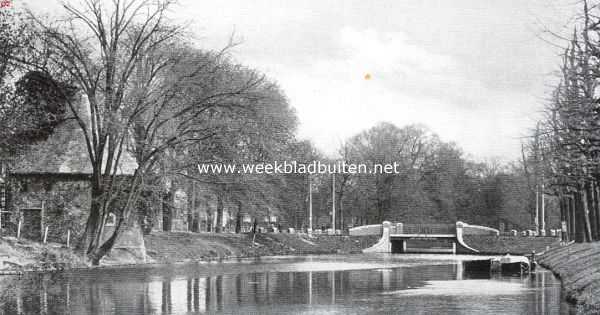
0,268,403,313
161,280,171,313
0,265,569,314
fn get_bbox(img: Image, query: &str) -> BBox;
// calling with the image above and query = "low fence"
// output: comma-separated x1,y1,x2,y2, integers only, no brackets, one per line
0,220,74,247
351,222,457,236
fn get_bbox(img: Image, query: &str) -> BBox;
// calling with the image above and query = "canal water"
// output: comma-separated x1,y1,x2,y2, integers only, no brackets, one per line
0,254,575,314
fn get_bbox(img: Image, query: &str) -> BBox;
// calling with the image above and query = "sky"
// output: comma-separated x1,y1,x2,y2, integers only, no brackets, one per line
22,0,579,161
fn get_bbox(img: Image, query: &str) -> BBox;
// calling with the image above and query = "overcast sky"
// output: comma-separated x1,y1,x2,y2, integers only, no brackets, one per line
24,0,579,161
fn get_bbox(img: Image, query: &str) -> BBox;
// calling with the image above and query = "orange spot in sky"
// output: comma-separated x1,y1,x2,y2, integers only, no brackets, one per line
364,73,372,80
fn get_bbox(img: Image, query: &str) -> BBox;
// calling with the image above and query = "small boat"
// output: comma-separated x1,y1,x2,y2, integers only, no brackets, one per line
462,254,532,276
498,254,531,275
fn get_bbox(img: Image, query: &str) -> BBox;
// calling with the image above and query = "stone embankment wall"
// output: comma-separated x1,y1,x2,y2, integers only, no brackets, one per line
537,242,600,314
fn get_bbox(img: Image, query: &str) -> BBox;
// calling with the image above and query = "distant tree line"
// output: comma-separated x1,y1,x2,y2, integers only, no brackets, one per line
303,123,558,232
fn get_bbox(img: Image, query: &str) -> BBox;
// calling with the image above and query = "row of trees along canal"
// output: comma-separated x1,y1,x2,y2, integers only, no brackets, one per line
527,0,600,243
0,0,558,264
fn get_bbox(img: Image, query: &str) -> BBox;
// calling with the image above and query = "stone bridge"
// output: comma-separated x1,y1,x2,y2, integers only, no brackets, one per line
349,221,499,254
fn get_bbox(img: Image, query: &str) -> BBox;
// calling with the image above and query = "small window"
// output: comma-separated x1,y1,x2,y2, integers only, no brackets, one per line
106,213,116,227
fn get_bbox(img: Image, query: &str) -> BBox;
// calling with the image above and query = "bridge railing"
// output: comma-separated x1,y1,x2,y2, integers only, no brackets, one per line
348,224,382,236
400,223,456,235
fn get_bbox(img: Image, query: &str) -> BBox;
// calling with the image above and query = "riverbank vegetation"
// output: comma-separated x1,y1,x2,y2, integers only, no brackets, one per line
0,237,85,273
0,232,378,272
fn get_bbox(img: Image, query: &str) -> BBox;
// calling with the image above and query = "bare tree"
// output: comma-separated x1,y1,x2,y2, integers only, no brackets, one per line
5,0,266,264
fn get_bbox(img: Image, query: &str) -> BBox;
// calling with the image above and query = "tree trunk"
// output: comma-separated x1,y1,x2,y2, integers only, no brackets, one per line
337,192,343,231
80,186,102,253
570,195,576,241
589,181,598,241
88,217,124,265
376,194,384,223
81,179,107,260
215,188,224,233
205,199,212,232
575,191,586,242
235,202,242,233
596,182,600,240
582,184,593,242
558,194,566,241
188,181,196,232
170,183,176,230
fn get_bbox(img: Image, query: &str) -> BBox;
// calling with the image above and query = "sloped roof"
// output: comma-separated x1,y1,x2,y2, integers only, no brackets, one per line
10,95,138,176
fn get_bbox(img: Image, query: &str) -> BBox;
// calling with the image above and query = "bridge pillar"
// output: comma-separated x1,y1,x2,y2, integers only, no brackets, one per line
455,221,480,253
363,221,392,253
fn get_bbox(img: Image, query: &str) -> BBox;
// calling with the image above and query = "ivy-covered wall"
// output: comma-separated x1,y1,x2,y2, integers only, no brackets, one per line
7,174,90,243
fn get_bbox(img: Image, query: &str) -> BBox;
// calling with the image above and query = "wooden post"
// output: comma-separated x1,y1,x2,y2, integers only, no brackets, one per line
43,226,49,244
66,229,71,248
40,201,45,241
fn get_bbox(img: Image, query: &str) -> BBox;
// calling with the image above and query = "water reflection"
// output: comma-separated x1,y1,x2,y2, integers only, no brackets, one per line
0,256,576,315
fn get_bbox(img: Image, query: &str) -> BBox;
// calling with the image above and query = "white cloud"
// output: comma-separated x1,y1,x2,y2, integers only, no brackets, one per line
23,0,573,161
259,26,535,160
337,27,457,74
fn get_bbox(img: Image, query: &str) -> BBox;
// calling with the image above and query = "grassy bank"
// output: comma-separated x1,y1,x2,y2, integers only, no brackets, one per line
0,237,86,273
538,242,600,314
0,232,566,273
0,232,379,273
144,232,379,263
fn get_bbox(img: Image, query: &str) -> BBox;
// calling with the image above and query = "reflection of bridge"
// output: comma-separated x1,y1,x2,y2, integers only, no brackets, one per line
349,221,499,254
